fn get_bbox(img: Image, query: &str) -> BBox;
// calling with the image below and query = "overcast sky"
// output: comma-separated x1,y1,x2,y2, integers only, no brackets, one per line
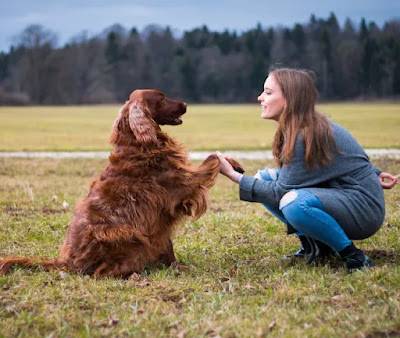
0,0,399,52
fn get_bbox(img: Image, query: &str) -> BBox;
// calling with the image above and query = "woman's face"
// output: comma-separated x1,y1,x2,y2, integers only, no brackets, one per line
257,74,287,121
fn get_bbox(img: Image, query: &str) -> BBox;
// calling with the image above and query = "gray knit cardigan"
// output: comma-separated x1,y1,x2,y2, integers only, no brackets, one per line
239,121,385,240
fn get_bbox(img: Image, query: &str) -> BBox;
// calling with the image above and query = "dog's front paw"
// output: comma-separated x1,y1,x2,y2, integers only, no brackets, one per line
225,157,245,174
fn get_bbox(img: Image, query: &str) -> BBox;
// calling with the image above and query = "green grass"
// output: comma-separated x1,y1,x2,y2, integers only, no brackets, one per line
0,158,399,337
0,103,399,151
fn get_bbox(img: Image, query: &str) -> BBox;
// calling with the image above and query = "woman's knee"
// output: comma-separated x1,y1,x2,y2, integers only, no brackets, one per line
279,190,302,223
279,189,323,223
279,190,299,210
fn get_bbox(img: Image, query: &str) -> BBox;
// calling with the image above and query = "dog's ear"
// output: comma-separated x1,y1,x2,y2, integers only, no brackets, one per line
110,101,130,145
128,102,158,144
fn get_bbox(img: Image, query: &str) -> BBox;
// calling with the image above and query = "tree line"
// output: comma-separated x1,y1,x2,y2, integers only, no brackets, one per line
0,13,399,105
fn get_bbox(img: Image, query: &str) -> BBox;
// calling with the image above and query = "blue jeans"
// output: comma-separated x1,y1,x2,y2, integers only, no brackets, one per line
256,169,352,252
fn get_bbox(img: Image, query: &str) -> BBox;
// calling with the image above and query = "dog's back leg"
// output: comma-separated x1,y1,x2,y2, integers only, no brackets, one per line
92,253,148,279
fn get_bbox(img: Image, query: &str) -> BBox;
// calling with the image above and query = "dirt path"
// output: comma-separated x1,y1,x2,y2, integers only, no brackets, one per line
0,149,399,160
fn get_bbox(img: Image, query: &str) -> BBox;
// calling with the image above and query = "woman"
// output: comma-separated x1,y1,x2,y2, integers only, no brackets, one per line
217,67,398,271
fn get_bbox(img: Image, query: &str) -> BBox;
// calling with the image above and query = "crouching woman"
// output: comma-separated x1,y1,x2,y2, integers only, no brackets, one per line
217,67,398,271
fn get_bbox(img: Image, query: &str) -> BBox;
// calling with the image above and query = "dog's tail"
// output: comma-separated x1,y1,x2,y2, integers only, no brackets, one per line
0,257,67,274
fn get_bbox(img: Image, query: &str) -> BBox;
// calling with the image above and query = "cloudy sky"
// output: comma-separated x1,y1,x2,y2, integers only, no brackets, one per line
0,0,399,52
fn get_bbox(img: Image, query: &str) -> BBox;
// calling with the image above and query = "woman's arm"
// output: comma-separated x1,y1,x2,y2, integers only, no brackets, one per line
216,153,281,208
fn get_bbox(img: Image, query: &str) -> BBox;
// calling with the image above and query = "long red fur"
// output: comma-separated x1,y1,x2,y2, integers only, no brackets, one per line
0,89,243,278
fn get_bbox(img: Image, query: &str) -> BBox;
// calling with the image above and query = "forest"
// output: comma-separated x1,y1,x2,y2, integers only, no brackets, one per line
0,12,399,105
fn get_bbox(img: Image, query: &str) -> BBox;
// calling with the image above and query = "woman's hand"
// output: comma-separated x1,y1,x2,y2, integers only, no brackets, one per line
216,153,243,183
378,172,398,189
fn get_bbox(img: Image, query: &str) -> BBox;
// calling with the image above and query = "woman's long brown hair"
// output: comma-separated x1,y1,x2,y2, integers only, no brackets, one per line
270,68,337,168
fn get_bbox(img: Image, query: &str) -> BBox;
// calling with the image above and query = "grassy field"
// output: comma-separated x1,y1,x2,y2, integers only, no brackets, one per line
0,103,399,336
0,157,399,337
0,103,399,151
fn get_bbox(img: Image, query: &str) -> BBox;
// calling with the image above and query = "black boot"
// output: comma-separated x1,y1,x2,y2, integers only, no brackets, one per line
282,235,312,260
339,243,374,272
284,235,334,261
294,235,313,257
304,237,335,264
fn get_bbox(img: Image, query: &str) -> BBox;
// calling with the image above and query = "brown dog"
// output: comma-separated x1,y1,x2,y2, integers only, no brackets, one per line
0,89,243,278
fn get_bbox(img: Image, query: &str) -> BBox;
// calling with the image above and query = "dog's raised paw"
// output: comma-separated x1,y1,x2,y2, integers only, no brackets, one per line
234,166,245,174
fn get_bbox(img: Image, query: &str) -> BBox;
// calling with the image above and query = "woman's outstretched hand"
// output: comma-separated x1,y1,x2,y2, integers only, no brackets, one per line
379,172,398,189
216,152,243,183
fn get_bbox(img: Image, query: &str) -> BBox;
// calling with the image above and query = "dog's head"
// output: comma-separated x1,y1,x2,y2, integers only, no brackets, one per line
110,89,187,145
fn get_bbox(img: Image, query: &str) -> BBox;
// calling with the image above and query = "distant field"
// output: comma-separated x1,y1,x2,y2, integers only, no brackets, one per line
0,103,399,151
